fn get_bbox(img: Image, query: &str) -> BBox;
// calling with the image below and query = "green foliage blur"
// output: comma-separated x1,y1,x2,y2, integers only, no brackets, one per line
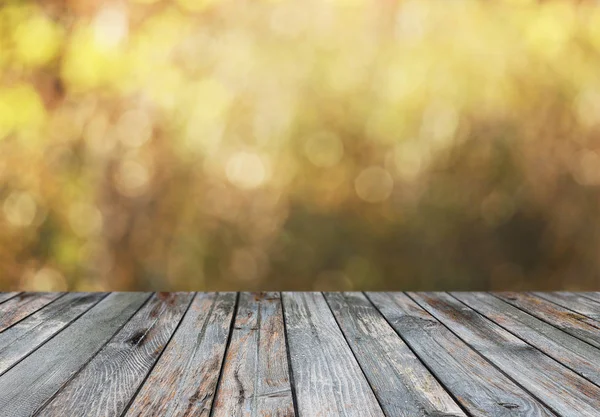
1,0,600,291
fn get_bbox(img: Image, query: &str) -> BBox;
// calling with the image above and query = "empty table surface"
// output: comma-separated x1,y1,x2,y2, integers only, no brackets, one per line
0,291,599,416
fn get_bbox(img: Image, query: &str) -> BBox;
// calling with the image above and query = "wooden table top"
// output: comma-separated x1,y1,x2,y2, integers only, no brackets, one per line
0,292,599,416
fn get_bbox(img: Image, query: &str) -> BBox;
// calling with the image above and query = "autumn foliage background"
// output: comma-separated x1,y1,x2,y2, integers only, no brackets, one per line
2,0,600,291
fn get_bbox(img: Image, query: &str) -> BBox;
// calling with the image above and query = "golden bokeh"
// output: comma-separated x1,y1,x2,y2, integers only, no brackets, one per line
1,0,600,291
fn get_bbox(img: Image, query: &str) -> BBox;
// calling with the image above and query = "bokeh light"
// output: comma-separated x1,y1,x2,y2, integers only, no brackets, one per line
1,0,600,291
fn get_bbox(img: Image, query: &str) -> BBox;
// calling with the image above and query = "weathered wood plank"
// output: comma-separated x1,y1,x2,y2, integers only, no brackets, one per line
282,292,385,417
454,292,600,387
124,292,237,417
496,292,600,350
37,292,194,417
534,292,600,323
0,293,20,305
581,292,600,304
324,292,466,417
0,292,106,376
411,292,600,416
0,292,63,332
367,292,556,417
212,292,295,417
0,292,150,417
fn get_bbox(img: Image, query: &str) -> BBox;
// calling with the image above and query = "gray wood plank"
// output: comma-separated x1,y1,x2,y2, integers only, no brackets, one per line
0,292,63,332
212,292,295,417
282,292,385,417
0,292,150,417
324,292,466,417
124,292,237,417
581,292,600,304
495,292,600,350
534,292,600,323
453,292,600,387
0,293,20,305
366,292,556,417
0,292,106,376
37,292,194,417
411,292,600,416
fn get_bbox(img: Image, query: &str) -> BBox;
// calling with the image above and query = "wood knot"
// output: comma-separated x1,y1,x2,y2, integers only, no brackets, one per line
127,329,149,346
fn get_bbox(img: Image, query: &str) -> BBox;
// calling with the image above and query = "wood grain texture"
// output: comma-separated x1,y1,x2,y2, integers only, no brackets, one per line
212,292,295,417
0,292,20,305
324,292,466,417
0,291,598,417
0,292,106,376
581,292,600,304
411,292,600,416
0,292,63,332
367,292,556,417
534,292,600,323
0,292,150,417
124,292,237,417
496,292,600,350
282,292,385,417
453,292,600,387
37,292,194,417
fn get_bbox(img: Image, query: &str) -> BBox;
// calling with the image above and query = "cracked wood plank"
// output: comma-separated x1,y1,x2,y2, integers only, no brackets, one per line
282,292,385,417
324,292,466,417
212,292,295,417
0,292,20,305
411,292,600,416
454,292,600,387
496,292,600,350
534,292,600,323
0,292,106,376
0,292,150,417
37,292,193,417
124,292,237,417
0,292,63,332
367,292,556,417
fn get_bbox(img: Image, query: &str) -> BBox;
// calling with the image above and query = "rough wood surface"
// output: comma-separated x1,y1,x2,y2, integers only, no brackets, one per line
367,291,556,417
282,292,385,417
37,292,193,417
324,292,466,417
212,292,295,417
0,292,63,332
0,292,20,305
534,292,600,323
411,292,600,416
0,292,150,417
0,292,106,376
0,291,598,417
581,292,600,304
124,292,237,417
453,292,600,387
496,292,600,350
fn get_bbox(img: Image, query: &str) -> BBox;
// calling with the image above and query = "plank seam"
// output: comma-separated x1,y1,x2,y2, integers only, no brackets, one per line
0,293,22,307
448,292,600,390
0,293,67,336
577,292,600,306
0,292,109,379
280,292,301,417
208,292,241,417
533,293,600,329
32,292,155,417
488,292,600,352
252,294,262,417
322,292,388,416
406,292,561,417
118,292,197,417
363,292,473,417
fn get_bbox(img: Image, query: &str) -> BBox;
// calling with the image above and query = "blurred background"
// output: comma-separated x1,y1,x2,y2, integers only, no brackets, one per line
1,0,600,292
